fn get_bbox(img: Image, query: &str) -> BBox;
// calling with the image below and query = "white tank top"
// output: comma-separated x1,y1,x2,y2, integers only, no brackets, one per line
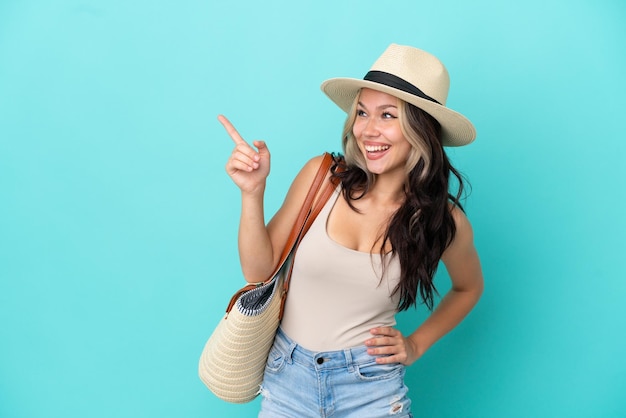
280,186,401,351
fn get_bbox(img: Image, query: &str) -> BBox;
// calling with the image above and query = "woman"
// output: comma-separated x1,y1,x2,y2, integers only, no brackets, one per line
220,44,483,417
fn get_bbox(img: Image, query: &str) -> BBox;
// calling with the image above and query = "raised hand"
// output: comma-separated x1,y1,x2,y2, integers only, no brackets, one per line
219,115,271,194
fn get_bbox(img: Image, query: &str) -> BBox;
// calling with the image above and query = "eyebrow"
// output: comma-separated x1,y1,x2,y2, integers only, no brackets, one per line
357,101,398,110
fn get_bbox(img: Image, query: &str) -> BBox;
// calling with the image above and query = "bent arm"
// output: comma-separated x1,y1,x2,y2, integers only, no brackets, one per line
238,155,328,283
406,208,484,360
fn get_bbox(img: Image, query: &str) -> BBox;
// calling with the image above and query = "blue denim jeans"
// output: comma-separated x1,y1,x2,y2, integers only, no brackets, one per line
259,328,412,417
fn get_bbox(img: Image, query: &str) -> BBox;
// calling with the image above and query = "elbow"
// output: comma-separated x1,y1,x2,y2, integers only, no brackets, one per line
451,274,484,305
241,265,275,284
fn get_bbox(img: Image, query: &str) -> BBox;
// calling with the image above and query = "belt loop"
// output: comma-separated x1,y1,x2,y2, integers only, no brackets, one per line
285,340,296,364
276,328,297,364
344,349,354,373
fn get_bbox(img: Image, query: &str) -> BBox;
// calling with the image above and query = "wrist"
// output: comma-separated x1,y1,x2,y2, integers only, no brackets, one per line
407,332,431,361
241,183,266,200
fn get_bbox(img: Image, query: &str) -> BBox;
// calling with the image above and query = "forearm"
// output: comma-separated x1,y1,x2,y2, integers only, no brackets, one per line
408,286,482,359
237,188,274,283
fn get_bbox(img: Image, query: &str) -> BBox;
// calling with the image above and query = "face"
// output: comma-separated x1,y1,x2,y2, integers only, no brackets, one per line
352,88,412,176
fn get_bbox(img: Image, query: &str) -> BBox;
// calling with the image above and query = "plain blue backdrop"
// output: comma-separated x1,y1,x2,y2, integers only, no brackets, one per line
1,0,625,417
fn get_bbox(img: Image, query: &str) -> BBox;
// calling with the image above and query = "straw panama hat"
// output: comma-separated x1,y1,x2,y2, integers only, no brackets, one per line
321,43,476,147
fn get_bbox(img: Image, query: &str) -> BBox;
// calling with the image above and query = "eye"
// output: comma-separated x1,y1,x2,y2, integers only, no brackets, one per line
357,109,367,117
382,111,397,119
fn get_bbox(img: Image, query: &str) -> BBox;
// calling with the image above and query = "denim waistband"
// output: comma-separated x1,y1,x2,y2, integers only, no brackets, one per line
274,327,377,372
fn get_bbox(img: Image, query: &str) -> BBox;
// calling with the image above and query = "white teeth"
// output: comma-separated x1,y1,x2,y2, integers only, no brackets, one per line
365,145,390,152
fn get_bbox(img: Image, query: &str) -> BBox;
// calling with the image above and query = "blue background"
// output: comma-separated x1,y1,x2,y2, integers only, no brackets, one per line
1,0,625,417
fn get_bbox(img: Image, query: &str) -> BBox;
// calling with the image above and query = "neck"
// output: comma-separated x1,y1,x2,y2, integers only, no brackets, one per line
368,173,406,204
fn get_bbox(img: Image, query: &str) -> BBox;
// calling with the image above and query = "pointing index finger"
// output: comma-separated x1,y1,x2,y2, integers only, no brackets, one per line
217,114,246,145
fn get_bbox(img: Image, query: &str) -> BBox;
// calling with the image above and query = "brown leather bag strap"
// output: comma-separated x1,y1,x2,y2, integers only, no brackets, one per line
278,157,342,319
225,152,335,314
275,152,334,266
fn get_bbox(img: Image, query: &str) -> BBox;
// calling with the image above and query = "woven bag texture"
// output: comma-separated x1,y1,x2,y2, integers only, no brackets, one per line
199,273,285,403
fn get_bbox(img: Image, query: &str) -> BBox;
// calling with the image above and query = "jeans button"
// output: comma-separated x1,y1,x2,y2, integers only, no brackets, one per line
316,357,324,365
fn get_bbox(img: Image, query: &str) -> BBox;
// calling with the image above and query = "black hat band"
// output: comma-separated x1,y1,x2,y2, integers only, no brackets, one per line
363,70,441,105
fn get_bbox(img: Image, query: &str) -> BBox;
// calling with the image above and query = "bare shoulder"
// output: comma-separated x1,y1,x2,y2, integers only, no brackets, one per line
451,205,474,239
441,205,476,264
286,154,331,201
297,155,329,183
441,204,483,291
266,154,331,241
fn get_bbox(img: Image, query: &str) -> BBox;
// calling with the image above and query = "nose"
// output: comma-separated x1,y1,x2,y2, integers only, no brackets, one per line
362,117,380,137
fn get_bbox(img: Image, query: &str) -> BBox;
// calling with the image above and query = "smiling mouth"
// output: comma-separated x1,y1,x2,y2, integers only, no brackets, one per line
364,145,390,153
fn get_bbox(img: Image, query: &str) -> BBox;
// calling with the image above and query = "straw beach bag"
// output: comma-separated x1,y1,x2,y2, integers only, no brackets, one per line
199,153,336,403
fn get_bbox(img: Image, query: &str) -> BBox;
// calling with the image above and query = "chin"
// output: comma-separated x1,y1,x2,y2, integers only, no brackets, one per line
364,161,386,175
